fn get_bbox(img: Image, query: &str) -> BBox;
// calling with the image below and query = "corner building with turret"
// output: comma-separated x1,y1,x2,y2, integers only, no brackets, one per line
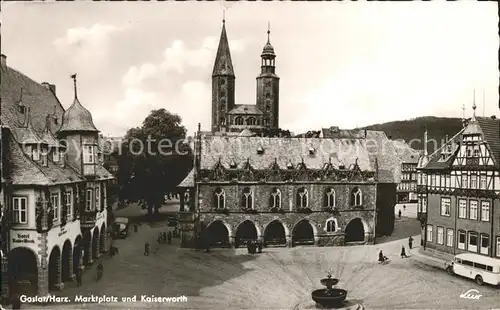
178,21,402,249
0,54,113,302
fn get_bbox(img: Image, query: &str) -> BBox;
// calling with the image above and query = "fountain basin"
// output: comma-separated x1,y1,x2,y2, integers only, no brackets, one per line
320,278,339,288
311,288,347,309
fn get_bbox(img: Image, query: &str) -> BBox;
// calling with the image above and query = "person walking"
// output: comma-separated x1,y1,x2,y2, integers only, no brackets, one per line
408,236,414,249
96,263,103,281
401,246,409,258
167,231,172,244
11,292,21,309
403,204,406,211
76,266,83,287
398,209,402,219
157,233,162,244
144,242,150,256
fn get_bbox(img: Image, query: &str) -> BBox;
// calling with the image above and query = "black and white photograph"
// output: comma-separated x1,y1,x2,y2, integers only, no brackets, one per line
0,1,499,309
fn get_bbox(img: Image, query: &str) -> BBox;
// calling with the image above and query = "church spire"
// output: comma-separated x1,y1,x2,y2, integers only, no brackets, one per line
212,17,234,77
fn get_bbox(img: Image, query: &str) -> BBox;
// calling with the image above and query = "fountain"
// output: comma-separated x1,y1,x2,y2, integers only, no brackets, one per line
311,271,348,309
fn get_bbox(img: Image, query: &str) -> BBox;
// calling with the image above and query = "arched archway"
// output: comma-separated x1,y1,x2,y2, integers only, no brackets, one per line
263,220,287,247
92,227,100,259
8,247,38,296
48,246,61,290
235,220,258,247
73,235,82,275
99,224,106,253
292,220,315,246
345,218,365,243
205,220,231,248
61,240,72,282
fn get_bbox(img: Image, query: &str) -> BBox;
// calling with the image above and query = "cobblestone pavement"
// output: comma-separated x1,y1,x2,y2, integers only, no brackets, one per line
17,210,499,309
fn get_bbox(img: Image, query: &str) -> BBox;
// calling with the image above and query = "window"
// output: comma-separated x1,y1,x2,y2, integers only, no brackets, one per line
496,237,500,257
95,187,100,212
480,201,490,222
437,227,444,244
32,147,40,161
479,175,487,189
468,232,478,252
52,149,59,162
51,193,60,221
440,197,451,216
214,188,225,209
234,117,243,125
458,230,466,249
469,200,478,220
470,175,478,189
422,197,427,213
242,187,253,209
270,188,281,209
12,197,28,224
83,145,94,164
458,199,467,219
246,117,256,126
461,174,468,188
325,217,337,233
85,189,93,211
446,229,454,247
473,148,480,157
426,225,433,242
351,187,362,206
480,234,489,255
266,105,270,112
431,175,436,186
265,93,271,99
325,188,335,208
297,188,308,208
66,190,73,218
417,173,422,185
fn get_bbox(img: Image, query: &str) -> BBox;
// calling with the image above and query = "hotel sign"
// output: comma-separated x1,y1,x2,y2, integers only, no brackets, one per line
12,233,35,244
58,227,67,237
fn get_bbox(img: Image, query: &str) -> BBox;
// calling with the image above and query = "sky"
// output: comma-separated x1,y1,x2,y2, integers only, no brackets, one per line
2,2,498,137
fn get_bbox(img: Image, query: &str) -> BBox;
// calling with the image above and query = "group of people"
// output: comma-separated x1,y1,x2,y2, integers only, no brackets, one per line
379,236,414,264
158,231,173,245
247,240,263,254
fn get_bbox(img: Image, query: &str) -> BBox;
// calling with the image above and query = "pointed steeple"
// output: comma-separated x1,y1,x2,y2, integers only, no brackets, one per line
212,18,234,77
472,89,477,121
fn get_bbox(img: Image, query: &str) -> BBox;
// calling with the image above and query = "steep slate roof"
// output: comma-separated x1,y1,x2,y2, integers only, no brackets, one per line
212,21,235,77
0,62,64,134
58,98,99,132
365,130,401,183
391,140,420,163
178,169,194,187
6,132,84,185
422,128,465,170
228,104,263,115
476,116,500,167
199,135,374,171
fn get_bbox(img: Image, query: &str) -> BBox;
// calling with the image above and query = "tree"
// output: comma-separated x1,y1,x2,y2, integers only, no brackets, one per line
119,109,193,218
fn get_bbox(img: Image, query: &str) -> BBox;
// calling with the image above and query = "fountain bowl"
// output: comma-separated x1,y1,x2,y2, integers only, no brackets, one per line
320,278,339,288
311,288,348,309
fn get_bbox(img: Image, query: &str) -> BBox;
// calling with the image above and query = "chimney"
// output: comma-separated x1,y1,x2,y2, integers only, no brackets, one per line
0,54,6,66
41,82,56,95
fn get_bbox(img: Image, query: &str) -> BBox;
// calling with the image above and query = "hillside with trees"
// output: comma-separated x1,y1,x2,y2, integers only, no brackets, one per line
361,116,464,153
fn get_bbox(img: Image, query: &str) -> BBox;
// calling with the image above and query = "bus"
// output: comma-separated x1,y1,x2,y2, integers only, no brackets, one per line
445,253,500,286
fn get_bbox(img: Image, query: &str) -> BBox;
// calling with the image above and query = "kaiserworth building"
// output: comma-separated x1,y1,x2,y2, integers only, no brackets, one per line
177,20,401,248
417,107,500,258
0,54,113,300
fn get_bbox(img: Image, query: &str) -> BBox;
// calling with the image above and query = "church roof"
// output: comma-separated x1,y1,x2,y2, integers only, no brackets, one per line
212,21,235,77
262,42,275,56
58,97,99,133
228,104,263,115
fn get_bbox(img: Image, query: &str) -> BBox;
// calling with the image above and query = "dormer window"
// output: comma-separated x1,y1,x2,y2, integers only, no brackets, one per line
287,162,294,169
53,149,59,162
308,147,315,155
19,105,26,114
32,147,40,161
41,152,47,166
83,145,95,164
53,117,58,125
257,146,264,154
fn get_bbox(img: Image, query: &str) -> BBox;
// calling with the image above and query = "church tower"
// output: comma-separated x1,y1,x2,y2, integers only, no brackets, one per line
211,18,235,132
256,23,280,129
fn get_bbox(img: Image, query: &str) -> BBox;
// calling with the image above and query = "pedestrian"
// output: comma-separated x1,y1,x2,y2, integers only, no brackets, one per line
401,245,408,258
167,231,172,244
157,233,162,244
144,242,150,256
398,209,402,219
96,263,103,281
76,267,82,287
11,292,21,309
163,232,167,244
134,223,138,233
257,240,262,253
403,204,406,211
408,236,414,249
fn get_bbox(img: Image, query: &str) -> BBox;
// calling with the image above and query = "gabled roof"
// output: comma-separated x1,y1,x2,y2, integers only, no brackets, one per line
422,128,465,170
178,169,194,188
212,21,235,77
365,130,401,183
0,63,64,134
228,105,263,115
10,109,47,145
58,98,99,133
476,116,500,167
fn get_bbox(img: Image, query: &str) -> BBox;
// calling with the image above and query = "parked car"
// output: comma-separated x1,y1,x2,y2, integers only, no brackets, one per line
114,217,129,238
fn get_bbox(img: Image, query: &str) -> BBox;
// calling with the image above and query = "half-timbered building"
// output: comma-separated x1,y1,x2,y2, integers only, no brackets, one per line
0,54,113,300
392,140,421,203
418,110,500,257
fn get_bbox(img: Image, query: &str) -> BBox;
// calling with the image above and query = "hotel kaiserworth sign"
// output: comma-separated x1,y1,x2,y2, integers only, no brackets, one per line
12,233,35,244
